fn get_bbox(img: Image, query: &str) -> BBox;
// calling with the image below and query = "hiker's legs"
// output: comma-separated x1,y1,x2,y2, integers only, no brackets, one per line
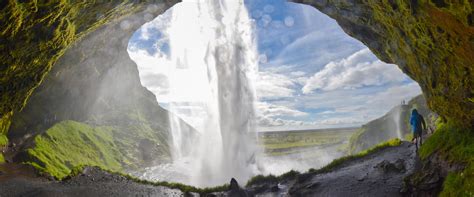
415,137,418,151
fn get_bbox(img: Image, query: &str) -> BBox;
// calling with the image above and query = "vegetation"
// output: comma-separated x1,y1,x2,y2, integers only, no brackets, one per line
246,170,300,187
25,121,126,179
260,128,356,156
309,138,402,174
418,120,474,196
367,0,473,125
0,112,12,160
25,120,169,180
0,133,7,147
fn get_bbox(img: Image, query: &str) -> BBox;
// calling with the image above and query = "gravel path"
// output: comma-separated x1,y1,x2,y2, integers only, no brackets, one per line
248,142,420,196
0,167,187,197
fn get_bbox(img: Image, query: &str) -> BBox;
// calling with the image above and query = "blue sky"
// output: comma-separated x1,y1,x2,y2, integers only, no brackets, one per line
128,0,421,131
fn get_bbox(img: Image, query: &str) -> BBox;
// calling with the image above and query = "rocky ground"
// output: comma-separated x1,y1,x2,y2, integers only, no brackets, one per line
0,141,421,197
0,166,188,197
247,141,420,196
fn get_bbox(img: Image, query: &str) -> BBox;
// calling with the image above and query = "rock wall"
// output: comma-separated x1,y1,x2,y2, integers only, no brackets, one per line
0,0,179,153
2,1,197,175
294,0,473,126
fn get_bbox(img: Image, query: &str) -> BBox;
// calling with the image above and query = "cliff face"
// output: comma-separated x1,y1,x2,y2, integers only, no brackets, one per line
0,0,179,154
348,95,436,154
1,1,198,177
294,0,473,126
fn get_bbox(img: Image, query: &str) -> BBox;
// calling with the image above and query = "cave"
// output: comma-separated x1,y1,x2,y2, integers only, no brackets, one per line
0,0,473,196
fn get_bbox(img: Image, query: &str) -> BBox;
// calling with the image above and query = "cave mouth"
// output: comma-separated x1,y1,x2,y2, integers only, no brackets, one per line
127,0,423,187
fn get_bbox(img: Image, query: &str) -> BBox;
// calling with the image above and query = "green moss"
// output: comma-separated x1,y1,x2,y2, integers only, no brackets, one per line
404,133,414,141
25,119,171,180
260,129,355,156
364,0,474,124
0,134,7,147
419,121,473,161
0,112,12,147
309,138,402,174
441,166,474,197
25,120,128,179
348,127,366,154
0,112,12,162
418,120,474,195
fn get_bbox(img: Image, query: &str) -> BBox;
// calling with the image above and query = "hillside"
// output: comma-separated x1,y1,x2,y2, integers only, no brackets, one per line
348,95,436,154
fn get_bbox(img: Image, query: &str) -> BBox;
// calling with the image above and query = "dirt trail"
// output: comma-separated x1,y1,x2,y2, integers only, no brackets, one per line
247,141,420,196
0,167,187,197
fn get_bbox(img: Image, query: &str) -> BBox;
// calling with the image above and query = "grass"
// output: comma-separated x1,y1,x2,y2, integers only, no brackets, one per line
66,165,229,195
0,111,12,146
418,120,474,196
25,117,171,180
25,120,127,179
246,170,300,187
260,129,355,155
0,134,7,147
0,111,13,164
309,138,402,174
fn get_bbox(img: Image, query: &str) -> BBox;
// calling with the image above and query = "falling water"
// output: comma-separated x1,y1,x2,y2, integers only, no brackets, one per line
163,0,260,187
393,106,403,139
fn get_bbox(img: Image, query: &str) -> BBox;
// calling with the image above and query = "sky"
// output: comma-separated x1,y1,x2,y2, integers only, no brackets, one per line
127,0,422,131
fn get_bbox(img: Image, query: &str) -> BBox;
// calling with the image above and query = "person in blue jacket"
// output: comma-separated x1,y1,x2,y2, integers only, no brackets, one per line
410,109,426,151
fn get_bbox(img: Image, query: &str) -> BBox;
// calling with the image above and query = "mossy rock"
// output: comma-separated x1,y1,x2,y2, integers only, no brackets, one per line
403,119,474,195
24,120,172,180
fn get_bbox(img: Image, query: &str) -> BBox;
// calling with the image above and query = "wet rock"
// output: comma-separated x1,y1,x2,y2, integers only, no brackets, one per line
227,178,250,197
375,159,406,173
357,173,368,181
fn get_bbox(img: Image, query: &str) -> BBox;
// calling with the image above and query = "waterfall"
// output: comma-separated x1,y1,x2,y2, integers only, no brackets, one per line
165,0,260,187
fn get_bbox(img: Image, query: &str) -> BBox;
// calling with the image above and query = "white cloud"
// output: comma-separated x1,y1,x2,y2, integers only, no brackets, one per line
256,71,296,98
257,102,308,118
302,49,409,93
290,71,306,77
367,82,422,109
312,117,366,126
256,101,309,129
